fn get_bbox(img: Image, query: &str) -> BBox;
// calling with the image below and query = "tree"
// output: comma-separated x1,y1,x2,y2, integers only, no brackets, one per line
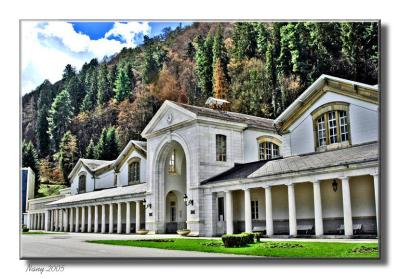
194,33,213,100
97,63,113,106
66,75,85,114
35,80,53,157
114,63,131,102
143,47,160,84
47,89,73,152
265,42,279,116
213,58,229,100
62,64,76,80
85,138,96,159
231,22,258,60
80,68,98,112
22,141,40,196
255,22,269,58
54,131,78,183
94,126,119,160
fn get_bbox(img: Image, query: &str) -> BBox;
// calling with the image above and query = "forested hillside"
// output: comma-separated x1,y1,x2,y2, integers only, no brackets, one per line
21,21,378,194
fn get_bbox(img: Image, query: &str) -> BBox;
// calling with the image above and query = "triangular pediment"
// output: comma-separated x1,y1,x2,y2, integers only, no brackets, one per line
141,101,197,138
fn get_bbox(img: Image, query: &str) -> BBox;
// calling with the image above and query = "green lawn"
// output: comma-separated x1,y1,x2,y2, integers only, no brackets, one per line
87,238,379,258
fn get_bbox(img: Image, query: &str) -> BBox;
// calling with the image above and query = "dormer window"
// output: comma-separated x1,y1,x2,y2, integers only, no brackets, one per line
312,102,351,151
78,174,86,194
168,149,176,174
128,158,140,184
257,136,281,160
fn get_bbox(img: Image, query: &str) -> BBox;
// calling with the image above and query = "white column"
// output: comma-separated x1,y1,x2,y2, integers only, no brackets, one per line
244,188,252,233
81,206,86,233
373,174,379,234
225,191,233,234
69,208,74,232
94,205,99,233
313,180,324,236
135,201,141,232
49,211,53,231
55,210,59,231
44,211,49,231
265,186,274,236
117,203,122,233
288,184,297,237
126,202,131,234
341,177,353,236
59,209,63,231
64,209,68,231
101,204,106,233
109,204,114,233
75,207,80,232
87,206,92,233
38,214,41,230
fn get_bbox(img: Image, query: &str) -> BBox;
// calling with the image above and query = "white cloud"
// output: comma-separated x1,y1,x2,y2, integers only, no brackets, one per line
21,21,151,94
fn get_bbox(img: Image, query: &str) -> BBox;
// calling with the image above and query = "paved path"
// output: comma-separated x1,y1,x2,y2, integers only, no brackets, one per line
20,232,244,259
21,231,377,259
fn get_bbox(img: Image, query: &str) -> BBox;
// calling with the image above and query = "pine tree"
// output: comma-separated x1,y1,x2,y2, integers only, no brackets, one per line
194,33,213,99
62,64,76,80
231,22,258,60
114,63,131,103
85,138,96,159
143,47,159,84
80,68,98,112
94,128,107,160
105,126,120,160
47,89,73,152
54,131,78,183
35,80,53,157
265,42,278,116
97,63,112,106
66,75,85,114
255,22,269,58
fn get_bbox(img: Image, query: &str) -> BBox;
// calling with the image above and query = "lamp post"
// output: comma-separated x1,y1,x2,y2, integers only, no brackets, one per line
183,194,193,206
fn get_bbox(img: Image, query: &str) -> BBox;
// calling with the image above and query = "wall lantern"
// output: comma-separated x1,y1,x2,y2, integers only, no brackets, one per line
183,194,194,206
332,179,338,192
142,198,152,209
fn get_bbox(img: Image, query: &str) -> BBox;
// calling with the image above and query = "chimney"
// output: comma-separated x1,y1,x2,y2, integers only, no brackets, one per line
205,97,230,111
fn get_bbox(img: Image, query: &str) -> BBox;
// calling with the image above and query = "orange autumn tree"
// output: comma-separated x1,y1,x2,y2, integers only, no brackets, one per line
213,58,229,100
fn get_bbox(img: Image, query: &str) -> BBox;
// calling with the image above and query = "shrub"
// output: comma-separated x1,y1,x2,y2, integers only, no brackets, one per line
22,225,29,233
221,232,256,248
254,232,262,242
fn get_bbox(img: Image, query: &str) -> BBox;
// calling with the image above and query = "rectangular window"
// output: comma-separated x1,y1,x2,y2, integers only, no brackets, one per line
218,197,224,221
259,142,280,160
339,111,349,141
317,116,326,146
168,149,176,173
128,161,140,184
328,111,338,144
251,200,259,220
216,134,227,161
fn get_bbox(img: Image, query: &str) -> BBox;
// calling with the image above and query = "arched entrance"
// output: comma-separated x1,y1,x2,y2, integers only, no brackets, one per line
152,138,189,234
163,142,187,233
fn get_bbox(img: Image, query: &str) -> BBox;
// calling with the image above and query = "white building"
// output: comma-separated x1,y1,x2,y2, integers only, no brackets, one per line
26,74,379,238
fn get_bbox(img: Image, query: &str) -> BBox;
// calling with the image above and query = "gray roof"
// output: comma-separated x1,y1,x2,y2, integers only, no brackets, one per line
80,159,114,171
202,142,378,184
173,102,275,130
201,160,270,185
47,183,147,206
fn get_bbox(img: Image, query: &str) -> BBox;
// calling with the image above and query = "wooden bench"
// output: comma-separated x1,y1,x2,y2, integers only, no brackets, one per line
297,225,313,235
337,224,363,234
252,226,266,233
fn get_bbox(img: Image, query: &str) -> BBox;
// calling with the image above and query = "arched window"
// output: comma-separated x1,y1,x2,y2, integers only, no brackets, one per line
168,149,176,174
78,174,86,193
312,102,350,150
128,158,140,184
257,136,281,160
216,134,227,161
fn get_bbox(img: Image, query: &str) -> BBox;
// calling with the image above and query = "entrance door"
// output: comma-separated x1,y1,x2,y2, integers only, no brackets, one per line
216,196,226,235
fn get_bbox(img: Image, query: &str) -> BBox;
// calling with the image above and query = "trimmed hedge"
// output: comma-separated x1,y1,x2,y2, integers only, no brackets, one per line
22,225,29,232
221,232,259,248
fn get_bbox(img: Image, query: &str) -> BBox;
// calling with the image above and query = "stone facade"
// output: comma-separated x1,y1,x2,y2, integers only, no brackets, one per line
26,75,380,238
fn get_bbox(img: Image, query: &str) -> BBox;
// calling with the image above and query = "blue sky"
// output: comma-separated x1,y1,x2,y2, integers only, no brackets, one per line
21,21,192,94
